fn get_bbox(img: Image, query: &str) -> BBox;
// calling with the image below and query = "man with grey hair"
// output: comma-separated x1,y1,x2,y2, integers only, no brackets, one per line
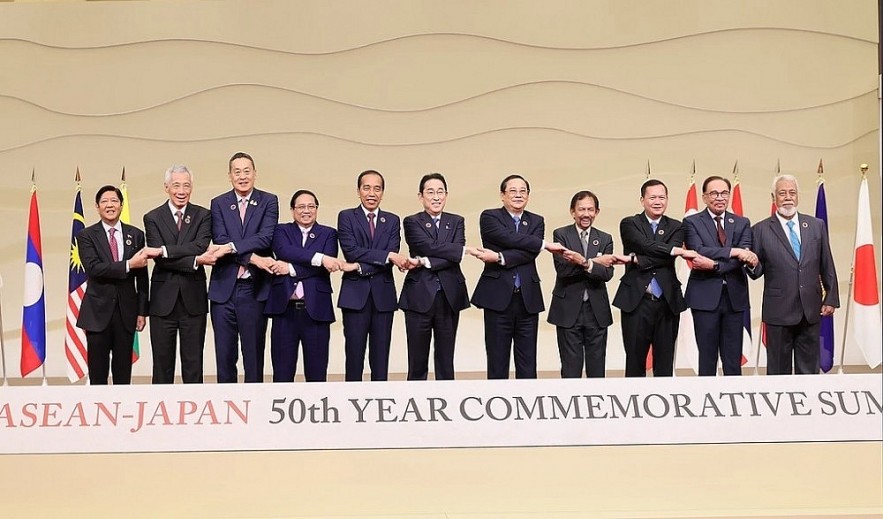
748,174,839,374
143,165,216,383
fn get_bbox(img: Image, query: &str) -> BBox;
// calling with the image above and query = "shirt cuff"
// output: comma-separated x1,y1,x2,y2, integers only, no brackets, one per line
161,245,169,258
311,253,324,267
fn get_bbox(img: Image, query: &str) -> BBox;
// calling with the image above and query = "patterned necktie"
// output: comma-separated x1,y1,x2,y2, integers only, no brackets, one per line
580,229,589,301
237,198,248,278
648,221,663,298
786,220,801,260
512,216,522,289
714,216,726,246
367,212,376,240
108,227,119,262
176,210,183,232
432,216,440,239
292,229,307,300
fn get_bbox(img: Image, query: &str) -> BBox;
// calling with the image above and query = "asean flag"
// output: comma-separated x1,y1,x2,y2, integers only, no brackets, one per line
21,187,46,377
847,176,882,368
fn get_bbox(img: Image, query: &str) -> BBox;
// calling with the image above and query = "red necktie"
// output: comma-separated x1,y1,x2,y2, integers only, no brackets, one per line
714,216,726,246
108,227,120,262
237,199,248,278
367,213,376,240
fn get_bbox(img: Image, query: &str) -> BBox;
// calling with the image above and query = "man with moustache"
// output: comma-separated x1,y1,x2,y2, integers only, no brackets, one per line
208,152,279,383
471,174,566,379
265,190,356,382
77,185,156,385
337,170,410,381
684,175,757,376
548,190,629,378
143,165,215,384
613,179,701,377
399,173,476,380
748,174,838,374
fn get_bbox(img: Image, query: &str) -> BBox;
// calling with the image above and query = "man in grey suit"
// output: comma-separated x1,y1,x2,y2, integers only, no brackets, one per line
547,190,628,378
748,174,839,374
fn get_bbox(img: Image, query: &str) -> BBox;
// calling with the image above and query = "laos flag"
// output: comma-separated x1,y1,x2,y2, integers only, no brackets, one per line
21,185,46,377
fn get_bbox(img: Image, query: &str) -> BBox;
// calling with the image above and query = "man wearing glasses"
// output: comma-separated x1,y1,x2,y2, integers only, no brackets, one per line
684,176,757,376
399,173,477,380
471,174,566,379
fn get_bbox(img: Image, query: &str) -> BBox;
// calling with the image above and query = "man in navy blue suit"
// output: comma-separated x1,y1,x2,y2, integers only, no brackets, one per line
684,176,758,376
208,152,279,383
265,190,356,382
337,170,411,381
399,173,476,380
470,174,566,379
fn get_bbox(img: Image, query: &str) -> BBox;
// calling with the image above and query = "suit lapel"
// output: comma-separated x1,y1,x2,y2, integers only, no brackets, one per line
121,224,135,260
769,216,798,262
93,224,114,262
586,228,602,257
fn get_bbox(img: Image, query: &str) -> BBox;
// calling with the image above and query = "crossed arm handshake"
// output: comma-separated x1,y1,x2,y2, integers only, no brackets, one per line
688,247,758,271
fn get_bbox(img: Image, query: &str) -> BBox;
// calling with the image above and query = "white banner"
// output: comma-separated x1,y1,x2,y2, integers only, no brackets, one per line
2,374,880,454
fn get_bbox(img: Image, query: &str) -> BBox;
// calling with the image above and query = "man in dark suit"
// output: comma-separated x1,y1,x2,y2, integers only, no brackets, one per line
337,170,410,381
748,174,839,374
265,189,355,382
399,173,474,380
77,185,154,385
548,190,628,378
470,174,565,379
208,152,279,383
143,165,214,384
613,179,700,377
684,175,758,376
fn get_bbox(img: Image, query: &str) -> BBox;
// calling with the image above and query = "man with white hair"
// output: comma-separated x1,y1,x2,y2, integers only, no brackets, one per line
748,174,839,374
143,165,215,383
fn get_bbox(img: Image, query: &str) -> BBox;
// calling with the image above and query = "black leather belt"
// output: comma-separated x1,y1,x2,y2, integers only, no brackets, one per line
289,299,306,310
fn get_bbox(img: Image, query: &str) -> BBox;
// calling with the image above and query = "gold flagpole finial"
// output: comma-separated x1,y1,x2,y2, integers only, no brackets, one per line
646,160,651,180
732,160,739,183
690,160,696,183
31,168,37,193
776,159,781,174
816,159,824,185
75,167,81,184
860,163,869,178
121,166,127,184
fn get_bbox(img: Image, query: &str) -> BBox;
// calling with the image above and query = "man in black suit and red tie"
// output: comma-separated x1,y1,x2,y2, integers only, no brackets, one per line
399,173,475,380
208,152,279,383
470,174,566,379
143,165,215,384
613,179,702,377
337,170,411,381
265,189,356,382
77,185,156,385
748,174,839,374
548,190,629,378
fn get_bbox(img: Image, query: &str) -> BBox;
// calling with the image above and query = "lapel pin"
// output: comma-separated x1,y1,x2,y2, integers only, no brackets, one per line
230,204,237,211
425,222,432,228
309,232,315,239
728,218,734,224
249,199,257,206
184,215,191,225
445,224,450,230
521,220,528,226
658,229,665,235
380,216,386,223
802,221,808,228
125,238,132,246
592,239,599,246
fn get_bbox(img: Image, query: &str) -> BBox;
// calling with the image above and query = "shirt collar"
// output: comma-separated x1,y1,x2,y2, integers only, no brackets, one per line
168,201,188,216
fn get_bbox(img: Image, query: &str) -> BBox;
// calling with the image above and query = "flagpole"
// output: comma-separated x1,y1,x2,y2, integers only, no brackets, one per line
837,164,870,374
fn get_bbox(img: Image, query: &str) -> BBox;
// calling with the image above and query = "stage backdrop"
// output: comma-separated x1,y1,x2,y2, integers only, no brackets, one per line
0,0,879,381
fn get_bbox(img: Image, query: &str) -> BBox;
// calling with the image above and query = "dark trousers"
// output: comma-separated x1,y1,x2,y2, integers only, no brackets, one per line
484,291,538,379
150,297,206,384
765,317,820,375
556,299,608,378
270,300,331,382
404,290,459,380
692,285,744,376
342,296,395,381
210,279,267,383
86,306,134,385
621,295,676,377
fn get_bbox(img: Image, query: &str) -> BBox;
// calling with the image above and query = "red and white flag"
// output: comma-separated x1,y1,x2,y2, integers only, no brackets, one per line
674,177,699,373
730,169,754,367
846,176,882,368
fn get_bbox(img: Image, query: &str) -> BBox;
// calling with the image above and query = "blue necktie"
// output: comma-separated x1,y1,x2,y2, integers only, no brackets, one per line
512,216,522,289
786,220,801,260
648,221,663,298
432,216,440,240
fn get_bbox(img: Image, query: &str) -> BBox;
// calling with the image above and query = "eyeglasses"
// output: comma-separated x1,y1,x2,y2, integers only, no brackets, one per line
423,189,446,197
705,191,730,199
505,189,529,196
294,204,318,211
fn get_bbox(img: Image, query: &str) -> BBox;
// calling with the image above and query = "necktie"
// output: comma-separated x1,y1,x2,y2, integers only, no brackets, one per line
580,229,589,301
292,229,307,299
176,210,183,232
512,216,522,289
786,220,801,260
714,216,726,246
368,213,376,240
648,221,663,298
237,198,248,278
108,227,119,262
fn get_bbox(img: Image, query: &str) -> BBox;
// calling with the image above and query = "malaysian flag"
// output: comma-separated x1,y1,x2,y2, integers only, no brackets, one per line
65,170,89,382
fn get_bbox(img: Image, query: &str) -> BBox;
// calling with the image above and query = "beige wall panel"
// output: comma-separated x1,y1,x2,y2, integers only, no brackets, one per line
0,0,879,381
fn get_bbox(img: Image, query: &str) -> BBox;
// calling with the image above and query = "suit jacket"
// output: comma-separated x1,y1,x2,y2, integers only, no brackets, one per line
399,211,471,313
547,225,614,328
143,203,212,317
208,188,279,304
470,207,545,314
748,213,839,325
76,221,149,333
683,210,752,312
264,222,338,322
336,206,400,312
612,213,687,315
